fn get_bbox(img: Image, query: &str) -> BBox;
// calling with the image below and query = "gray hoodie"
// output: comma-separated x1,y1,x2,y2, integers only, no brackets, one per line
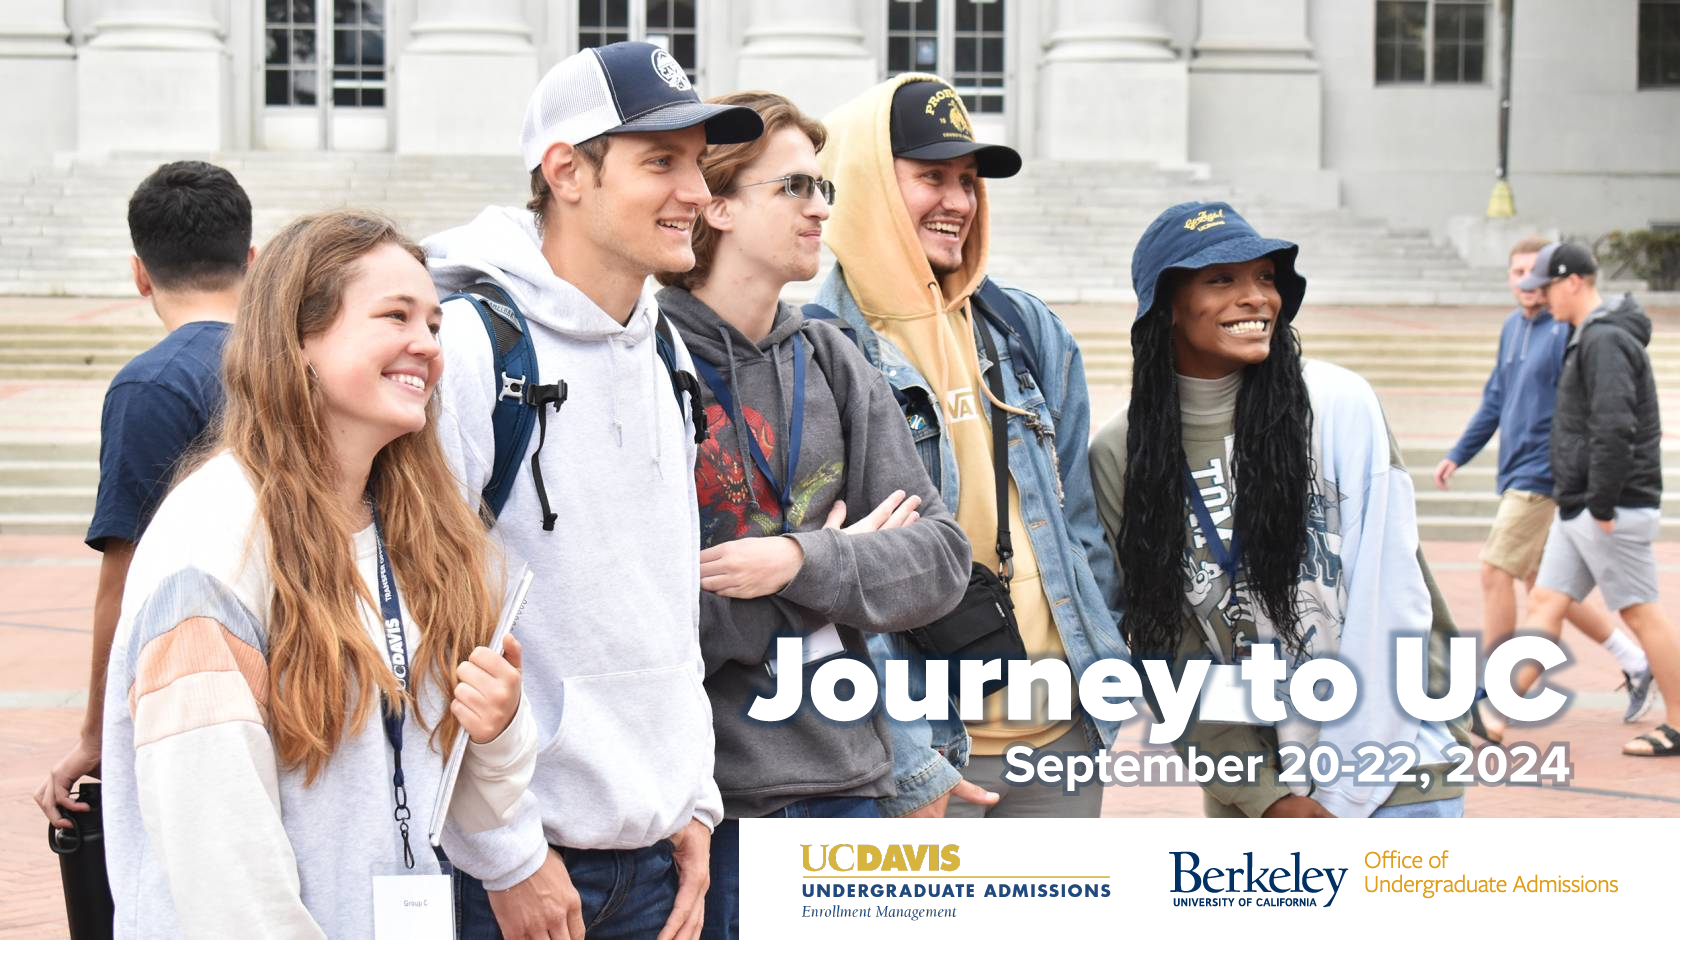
656,285,971,819
424,207,718,887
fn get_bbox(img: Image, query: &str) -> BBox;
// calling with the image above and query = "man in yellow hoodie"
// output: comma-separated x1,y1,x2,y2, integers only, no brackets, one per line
812,77,1127,818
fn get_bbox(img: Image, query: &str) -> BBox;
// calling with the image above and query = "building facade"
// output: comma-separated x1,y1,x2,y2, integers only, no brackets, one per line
1,0,1675,238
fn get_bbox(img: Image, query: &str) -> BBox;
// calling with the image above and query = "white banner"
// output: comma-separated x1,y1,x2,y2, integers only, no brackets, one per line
740,817,1674,951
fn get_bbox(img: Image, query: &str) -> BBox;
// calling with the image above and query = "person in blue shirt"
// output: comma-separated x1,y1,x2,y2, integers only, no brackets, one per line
35,161,253,828
1433,236,1651,740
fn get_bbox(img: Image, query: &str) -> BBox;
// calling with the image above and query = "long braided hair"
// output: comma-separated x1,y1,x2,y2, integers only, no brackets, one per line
1117,266,1315,660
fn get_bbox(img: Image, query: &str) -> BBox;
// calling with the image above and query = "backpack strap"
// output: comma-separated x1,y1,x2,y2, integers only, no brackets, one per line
442,282,568,530
799,301,923,416
654,311,709,445
973,277,1042,390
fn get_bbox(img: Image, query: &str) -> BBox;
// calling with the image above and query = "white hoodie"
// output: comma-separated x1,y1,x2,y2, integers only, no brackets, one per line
425,207,720,888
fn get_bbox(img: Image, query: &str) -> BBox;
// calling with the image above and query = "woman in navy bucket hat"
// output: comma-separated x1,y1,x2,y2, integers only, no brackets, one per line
1090,202,1468,819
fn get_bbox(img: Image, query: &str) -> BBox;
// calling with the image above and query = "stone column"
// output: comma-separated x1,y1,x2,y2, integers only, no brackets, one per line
1189,0,1323,176
395,0,536,155
76,0,227,154
0,2,76,164
733,0,876,118
1037,0,1187,163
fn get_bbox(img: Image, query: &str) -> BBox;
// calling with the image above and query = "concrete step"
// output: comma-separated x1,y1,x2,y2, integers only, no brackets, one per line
0,486,95,514
0,461,101,486
1405,463,1681,492
1415,515,1681,541
0,512,90,535
0,151,1510,300
1412,490,1681,518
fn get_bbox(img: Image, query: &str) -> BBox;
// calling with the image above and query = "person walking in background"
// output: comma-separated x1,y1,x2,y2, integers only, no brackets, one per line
1514,242,1679,758
1434,236,1650,741
36,161,253,830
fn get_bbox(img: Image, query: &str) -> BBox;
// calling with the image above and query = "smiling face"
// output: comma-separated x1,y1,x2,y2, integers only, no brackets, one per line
715,126,830,284
301,242,443,455
893,154,978,277
579,126,712,281
1169,257,1284,379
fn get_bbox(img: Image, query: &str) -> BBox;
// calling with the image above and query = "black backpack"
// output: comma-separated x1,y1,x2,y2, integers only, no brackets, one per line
443,281,707,531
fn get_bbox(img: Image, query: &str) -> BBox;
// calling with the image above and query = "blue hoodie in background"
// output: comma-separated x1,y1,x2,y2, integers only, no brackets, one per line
1446,307,1570,495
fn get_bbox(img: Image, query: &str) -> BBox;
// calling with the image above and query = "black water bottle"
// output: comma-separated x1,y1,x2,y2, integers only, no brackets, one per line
47,781,115,939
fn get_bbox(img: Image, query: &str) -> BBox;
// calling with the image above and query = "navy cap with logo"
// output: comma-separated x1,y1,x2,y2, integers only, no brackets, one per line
1516,241,1597,291
890,80,1022,179
521,42,763,170
1130,201,1307,324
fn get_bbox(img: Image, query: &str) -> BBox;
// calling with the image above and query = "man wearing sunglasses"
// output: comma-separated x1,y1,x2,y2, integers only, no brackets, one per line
811,77,1127,820
654,91,971,937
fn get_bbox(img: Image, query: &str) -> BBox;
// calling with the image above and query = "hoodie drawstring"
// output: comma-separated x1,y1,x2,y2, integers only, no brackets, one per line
718,324,753,490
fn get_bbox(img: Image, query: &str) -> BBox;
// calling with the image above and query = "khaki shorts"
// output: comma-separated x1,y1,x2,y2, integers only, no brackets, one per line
1479,490,1556,581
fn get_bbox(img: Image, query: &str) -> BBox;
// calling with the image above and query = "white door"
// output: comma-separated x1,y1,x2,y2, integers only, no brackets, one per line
260,1,390,151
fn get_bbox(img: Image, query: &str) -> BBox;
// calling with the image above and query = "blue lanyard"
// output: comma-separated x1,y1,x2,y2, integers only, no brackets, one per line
1182,458,1242,583
689,336,806,534
368,501,415,869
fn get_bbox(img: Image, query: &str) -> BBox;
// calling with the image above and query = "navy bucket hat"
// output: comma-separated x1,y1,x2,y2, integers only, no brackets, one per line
1130,201,1307,324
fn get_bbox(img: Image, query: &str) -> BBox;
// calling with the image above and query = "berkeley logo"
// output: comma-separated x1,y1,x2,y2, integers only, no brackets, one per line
1171,851,1347,907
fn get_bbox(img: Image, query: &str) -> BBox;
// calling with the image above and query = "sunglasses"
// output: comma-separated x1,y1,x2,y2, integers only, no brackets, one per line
728,173,836,205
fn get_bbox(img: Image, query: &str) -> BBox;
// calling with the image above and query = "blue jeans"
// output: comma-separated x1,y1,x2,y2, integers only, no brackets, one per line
702,796,880,940
1370,796,1465,818
456,840,679,940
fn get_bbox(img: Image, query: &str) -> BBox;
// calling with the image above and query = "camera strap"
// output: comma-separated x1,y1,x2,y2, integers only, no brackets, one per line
974,315,1014,584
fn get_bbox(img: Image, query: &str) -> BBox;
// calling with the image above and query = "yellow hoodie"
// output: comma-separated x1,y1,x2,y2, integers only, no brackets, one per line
822,75,1072,753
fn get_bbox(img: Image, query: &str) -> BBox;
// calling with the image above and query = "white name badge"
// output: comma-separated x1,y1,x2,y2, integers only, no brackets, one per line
1197,663,1270,726
372,872,454,940
766,623,847,677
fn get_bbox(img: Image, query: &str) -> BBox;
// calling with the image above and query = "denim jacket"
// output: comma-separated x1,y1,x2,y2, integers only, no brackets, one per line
813,268,1129,816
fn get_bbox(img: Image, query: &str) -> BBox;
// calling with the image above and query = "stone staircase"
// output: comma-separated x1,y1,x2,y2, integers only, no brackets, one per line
2,152,1526,303
1,151,1676,541
983,162,1505,304
2,314,1676,540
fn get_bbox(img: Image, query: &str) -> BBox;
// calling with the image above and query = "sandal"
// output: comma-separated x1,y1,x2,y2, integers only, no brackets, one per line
1622,723,1679,757
1469,700,1504,744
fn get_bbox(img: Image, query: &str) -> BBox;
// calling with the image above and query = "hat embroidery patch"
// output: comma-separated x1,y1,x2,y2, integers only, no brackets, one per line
924,87,973,140
652,49,691,91
1183,209,1226,232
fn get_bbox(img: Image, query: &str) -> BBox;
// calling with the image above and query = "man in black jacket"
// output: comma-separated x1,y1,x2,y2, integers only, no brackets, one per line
1517,241,1677,757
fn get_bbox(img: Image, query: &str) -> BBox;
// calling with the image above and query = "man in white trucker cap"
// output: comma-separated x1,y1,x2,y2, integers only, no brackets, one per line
424,42,762,939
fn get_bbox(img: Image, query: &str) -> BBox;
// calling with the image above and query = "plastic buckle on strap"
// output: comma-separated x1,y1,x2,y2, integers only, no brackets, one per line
499,372,526,402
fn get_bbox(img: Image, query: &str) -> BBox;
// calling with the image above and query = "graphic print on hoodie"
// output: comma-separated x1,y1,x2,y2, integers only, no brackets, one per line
695,399,843,541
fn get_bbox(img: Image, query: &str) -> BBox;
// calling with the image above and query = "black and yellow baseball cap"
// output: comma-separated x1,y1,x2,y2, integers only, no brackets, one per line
889,80,1022,178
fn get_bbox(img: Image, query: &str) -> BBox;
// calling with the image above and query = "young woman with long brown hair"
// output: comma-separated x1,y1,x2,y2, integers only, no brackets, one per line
100,210,537,938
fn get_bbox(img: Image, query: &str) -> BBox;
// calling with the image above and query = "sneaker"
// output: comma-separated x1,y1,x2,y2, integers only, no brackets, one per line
1621,668,1656,723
